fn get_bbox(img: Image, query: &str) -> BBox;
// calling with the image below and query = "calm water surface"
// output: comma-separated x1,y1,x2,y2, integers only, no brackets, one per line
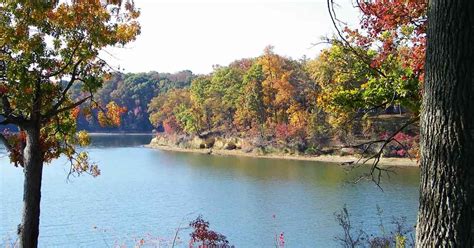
0,135,419,247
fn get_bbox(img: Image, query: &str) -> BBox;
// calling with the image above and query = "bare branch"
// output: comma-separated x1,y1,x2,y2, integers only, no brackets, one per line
391,138,413,159
46,59,84,118
43,95,92,121
341,117,418,188
326,0,388,78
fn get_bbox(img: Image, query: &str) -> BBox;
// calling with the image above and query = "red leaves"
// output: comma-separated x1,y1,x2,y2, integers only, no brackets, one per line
0,84,8,95
3,130,26,167
163,116,180,135
380,131,419,158
278,232,285,248
359,0,427,35
189,216,230,248
274,123,297,142
345,0,427,82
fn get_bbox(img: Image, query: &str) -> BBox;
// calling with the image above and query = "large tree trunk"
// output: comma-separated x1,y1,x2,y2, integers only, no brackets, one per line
416,0,474,246
19,124,44,248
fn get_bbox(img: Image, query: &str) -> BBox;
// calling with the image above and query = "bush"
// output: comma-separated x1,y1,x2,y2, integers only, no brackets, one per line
189,215,233,248
380,132,419,158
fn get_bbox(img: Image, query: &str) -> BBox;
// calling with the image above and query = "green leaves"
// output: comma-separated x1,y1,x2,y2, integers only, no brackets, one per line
306,42,421,128
1,0,140,173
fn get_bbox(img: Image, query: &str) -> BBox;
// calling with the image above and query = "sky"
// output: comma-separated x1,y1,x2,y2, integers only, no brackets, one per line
103,0,360,74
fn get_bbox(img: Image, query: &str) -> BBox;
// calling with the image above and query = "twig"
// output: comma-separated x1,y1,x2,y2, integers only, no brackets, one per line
342,117,418,189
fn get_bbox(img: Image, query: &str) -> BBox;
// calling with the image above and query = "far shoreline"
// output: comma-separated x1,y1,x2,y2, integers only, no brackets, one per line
146,144,418,167
87,132,154,136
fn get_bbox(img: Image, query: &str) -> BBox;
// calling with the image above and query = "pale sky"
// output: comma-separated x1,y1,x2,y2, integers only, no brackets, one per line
103,0,360,74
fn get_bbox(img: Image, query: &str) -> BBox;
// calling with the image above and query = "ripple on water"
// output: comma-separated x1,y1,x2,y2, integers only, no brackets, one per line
0,135,419,247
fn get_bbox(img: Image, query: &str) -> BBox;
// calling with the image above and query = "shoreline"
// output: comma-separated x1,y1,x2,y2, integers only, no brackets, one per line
145,144,418,167
87,132,154,136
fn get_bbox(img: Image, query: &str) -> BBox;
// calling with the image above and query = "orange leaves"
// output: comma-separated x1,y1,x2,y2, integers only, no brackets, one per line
72,106,81,119
98,101,127,127
115,22,141,45
43,0,140,53
40,131,61,164
258,48,297,116
1,0,140,180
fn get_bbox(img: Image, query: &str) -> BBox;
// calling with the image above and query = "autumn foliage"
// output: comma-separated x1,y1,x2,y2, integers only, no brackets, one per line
147,37,423,155
188,216,232,248
148,46,328,151
145,3,428,158
0,0,140,171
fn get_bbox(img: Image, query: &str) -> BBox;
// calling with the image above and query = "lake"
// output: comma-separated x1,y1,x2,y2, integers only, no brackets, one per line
0,134,419,247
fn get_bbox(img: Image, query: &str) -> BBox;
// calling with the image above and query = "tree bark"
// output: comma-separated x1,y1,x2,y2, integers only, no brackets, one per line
416,0,474,246
19,124,44,248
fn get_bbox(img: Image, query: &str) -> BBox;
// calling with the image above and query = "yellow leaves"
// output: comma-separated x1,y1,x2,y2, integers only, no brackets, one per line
97,111,107,126
1,0,140,178
115,22,141,45
288,107,308,129
77,130,90,147
98,101,126,127
72,151,101,177
327,111,352,130
44,0,140,47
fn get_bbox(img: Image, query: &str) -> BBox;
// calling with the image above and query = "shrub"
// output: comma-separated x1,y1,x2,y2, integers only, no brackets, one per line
380,132,419,158
189,215,233,248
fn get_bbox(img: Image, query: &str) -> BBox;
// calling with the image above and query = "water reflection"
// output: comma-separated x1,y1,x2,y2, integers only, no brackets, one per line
160,150,419,186
88,133,153,147
0,135,419,247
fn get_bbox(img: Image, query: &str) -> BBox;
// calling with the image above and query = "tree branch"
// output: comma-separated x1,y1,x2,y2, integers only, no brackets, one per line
43,95,92,121
326,0,388,78
1,96,27,126
43,39,83,78
42,59,84,122
342,117,418,188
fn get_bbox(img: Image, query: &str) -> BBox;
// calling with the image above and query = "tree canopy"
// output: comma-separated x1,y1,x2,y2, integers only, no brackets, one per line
0,1,140,246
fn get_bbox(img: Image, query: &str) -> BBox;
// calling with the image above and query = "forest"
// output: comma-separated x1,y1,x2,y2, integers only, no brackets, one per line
147,43,420,152
70,70,194,132
74,38,420,158
1,0,473,247
0,0,425,159
65,43,417,159
57,0,425,160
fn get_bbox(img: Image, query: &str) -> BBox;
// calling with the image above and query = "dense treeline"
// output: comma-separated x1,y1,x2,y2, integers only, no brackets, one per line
147,45,419,155
148,47,322,144
71,70,195,132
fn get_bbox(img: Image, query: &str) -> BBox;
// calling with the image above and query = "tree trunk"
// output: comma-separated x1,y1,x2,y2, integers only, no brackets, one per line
416,0,474,246
19,125,44,248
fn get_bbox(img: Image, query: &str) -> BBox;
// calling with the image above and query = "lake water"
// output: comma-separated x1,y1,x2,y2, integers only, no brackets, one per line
0,135,419,247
